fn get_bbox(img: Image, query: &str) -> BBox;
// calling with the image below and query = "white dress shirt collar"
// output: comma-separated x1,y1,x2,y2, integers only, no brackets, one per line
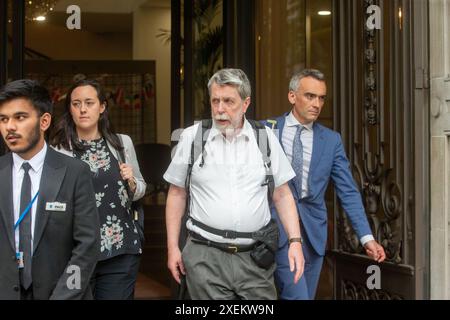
286,111,314,131
12,142,47,174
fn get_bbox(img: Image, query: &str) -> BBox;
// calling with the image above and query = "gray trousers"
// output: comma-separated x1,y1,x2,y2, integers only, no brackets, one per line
182,237,277,300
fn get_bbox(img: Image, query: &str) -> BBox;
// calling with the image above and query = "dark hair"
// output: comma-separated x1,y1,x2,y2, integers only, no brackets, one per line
0,79,53,115
50,79,122,152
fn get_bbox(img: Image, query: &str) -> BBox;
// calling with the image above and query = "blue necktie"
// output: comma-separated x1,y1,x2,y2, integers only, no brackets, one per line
292,125,304,199
19,162,33,290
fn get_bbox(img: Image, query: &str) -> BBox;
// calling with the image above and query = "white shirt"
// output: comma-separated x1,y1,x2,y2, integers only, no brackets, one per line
12,143,47,253
282,111,313,198
164,119,296,245
281,112,374,246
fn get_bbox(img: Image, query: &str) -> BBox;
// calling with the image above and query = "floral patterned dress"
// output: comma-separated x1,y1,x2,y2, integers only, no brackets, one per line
75,138,141,261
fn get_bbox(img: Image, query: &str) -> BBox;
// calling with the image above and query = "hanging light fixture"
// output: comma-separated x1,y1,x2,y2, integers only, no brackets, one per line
8,0,57,22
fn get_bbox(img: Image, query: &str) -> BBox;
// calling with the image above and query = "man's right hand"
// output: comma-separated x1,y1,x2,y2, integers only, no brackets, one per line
168,247,186,284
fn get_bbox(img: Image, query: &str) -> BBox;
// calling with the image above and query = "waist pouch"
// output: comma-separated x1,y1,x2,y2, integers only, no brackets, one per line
190,217,279,270
250,219,279,269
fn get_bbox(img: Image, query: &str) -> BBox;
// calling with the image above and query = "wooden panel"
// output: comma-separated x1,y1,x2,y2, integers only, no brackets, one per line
334,252,414,299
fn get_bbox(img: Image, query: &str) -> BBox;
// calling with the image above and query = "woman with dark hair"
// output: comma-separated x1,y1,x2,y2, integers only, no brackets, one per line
50,79,146,300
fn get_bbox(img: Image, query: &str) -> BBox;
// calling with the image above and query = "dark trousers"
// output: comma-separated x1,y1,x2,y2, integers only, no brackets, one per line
275,234,324,300
90,254,141,300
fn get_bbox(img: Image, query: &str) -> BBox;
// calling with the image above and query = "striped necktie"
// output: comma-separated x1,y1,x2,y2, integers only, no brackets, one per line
291,125,304,198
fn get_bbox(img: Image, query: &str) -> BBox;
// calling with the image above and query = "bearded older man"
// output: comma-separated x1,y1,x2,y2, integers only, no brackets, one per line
164,68,304,299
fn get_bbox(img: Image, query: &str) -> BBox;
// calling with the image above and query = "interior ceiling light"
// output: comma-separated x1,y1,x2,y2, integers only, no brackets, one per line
8,0,57,21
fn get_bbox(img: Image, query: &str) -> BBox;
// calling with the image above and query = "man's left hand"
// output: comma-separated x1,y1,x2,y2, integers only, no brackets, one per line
288,242,305,284
364,240,386,263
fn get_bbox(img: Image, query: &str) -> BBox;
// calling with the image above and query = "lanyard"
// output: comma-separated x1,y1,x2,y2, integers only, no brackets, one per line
14,191,39,231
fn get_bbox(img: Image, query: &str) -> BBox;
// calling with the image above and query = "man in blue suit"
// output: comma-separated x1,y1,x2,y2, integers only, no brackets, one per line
264,69,386,300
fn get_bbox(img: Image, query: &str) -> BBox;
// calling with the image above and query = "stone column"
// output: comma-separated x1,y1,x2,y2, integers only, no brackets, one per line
430,0,450,300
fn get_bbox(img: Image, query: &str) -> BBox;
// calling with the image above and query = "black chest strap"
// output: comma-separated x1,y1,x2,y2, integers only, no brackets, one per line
189,217,254,239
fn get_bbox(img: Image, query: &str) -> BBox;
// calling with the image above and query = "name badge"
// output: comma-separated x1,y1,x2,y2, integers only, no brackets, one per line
45,202,67,212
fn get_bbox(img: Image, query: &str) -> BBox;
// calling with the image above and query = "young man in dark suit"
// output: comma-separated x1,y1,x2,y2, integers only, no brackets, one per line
264,69,386,299
0,79,100,300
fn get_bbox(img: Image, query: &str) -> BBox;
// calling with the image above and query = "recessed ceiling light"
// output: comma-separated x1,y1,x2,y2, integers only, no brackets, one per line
318,11,331,16
34,16,46,21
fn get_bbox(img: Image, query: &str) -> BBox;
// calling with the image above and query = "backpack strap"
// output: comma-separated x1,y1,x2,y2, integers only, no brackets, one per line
185,119,213,217
266,119,278,130
196,119,212,168
116,134,126,163
249,120,271,164
248,120,275,203
116,134,133,207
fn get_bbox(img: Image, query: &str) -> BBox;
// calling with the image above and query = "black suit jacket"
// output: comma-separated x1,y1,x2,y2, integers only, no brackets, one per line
0,147,100,299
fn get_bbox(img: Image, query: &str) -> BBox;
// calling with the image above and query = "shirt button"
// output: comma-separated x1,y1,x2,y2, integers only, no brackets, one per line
13,285,19,292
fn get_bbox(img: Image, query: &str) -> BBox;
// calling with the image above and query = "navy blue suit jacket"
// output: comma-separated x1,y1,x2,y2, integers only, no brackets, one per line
263,113,372,256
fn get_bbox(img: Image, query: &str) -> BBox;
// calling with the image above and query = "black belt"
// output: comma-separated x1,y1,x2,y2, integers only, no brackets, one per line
189,232,256,254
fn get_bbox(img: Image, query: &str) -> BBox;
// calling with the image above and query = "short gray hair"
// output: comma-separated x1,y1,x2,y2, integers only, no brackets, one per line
207,68,251,100
289,69,325,92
